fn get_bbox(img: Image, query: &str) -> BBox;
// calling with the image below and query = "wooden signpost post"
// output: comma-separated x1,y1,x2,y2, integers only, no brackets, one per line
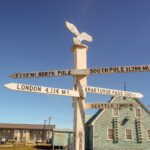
4,21,150,150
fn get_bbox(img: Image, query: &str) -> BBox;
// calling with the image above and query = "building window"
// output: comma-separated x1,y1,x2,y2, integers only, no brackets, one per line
23,130,27,134
125,129,132,140
112,108,119,117
147,130,150,141
15,130,19,133
135,109,141,117
107,129,113,140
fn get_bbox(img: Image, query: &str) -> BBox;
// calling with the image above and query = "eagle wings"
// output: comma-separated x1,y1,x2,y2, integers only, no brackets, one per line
65,21,93,45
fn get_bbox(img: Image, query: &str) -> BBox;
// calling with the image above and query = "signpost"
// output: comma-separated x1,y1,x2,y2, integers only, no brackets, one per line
4,21,150,150
9,69,71,79
89,64,150,75
84,86,143,99
4,83,80,97
85,102,138,109
9,64,150,78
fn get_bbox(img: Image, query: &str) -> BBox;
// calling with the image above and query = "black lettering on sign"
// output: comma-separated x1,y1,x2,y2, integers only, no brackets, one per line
17,84,20,90
38,72,42,77
53,89,59,94
78,131,83,150
44,72,48,76
90,69,96,74
30,73,36,77
49,71,55,76
62,90,66,95
18,84,41,92
58,71,62,75
16,73,22,78
104,68,109,73
45,88,48,93
121,67,124,72
68,70,71,75
142,65,149,71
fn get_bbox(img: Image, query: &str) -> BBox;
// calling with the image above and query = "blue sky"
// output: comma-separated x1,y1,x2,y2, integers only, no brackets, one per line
0,0,150,129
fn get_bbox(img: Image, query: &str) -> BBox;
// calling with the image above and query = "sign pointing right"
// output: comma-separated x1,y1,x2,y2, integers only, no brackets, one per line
71,65,150,75
84,86,143,99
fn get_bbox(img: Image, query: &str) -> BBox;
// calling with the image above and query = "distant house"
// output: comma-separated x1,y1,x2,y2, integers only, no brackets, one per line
85,96,150,150
0,123,55,142
52,129,74,149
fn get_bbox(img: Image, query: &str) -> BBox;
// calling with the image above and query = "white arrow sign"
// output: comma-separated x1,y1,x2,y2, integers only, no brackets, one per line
9,69,72,79
84,86,143,99
4,83,80,97
85,102,138,109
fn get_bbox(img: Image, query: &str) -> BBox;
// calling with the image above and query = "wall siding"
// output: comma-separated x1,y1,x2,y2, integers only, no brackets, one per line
86,97,150,150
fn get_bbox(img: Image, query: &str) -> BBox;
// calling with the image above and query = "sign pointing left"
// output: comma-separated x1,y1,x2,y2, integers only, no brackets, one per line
9,69,72,79
4,83,80,97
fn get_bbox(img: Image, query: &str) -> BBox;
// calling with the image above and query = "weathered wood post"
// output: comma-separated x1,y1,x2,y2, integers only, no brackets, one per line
72,44,88,150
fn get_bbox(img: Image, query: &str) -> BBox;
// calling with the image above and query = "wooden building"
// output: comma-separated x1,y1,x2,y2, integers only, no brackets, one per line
0,123,55,142
52,129,74,150
85,96,150,150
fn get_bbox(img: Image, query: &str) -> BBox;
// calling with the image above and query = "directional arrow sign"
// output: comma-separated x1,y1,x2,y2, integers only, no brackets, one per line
84,86,143,99
9,65,150,79
85,102,138,109
4,83,80,97
71,65,150,75
9,69,72,79
89,64,150,75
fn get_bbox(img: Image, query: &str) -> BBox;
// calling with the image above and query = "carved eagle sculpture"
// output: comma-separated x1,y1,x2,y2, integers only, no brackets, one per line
65,21,93,45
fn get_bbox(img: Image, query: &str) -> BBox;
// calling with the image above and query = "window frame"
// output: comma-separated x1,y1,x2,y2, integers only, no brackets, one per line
147,130,150,141
135,109,141,118
107,128,113,140
112,108,119,117
125,129,133,141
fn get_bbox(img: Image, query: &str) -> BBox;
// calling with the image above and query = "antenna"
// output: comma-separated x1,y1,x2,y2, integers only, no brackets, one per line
124,81,127,91
123,81,127,100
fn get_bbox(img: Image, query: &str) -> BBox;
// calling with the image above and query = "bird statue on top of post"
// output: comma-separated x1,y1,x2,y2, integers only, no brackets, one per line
65,21,93,45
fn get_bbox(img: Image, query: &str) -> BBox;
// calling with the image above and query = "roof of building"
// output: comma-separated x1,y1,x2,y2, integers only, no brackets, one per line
85,96,150,127
0,123,55,130
53,128,73,133
52,129,74,146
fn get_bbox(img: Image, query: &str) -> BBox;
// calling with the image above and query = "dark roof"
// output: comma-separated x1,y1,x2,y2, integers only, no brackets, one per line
0,123,55,130
53,128,73,133
86,96,150,126
85,109,103,126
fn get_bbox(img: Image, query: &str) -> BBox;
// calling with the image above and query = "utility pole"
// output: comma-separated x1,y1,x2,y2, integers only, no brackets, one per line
48,116,51,142
42,120,46,142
